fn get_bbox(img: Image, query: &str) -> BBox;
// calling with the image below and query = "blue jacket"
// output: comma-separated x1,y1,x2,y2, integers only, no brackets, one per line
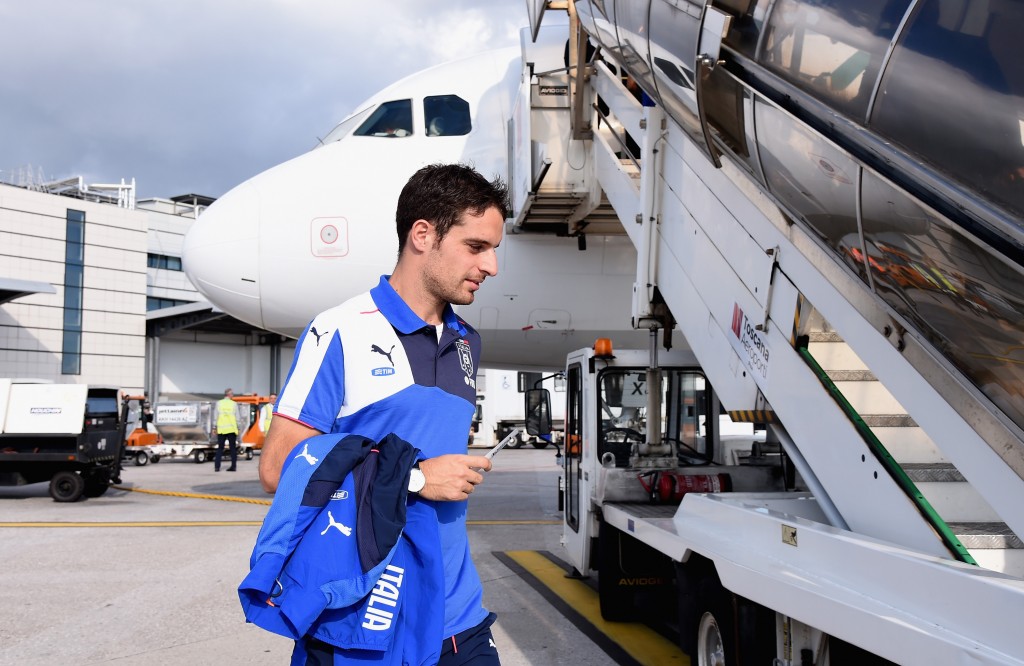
239,432,443,664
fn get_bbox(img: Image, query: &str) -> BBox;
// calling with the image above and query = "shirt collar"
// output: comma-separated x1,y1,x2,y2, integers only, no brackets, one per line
370,275,467,337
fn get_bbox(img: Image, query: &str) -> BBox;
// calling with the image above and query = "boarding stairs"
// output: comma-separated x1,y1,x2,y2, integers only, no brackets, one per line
510,33,1024,580
806,326,1024,577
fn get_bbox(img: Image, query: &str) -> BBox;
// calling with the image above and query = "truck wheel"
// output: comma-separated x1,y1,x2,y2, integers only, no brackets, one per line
50,471,86,502
689,570,775,666
696,608,727,666
151,455,161,463
134,451,149,466
507,432,524,449
194,450,207,463
84,472,110,498
245,448,254,461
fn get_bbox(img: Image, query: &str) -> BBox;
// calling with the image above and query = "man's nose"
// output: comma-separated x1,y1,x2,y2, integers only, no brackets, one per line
480,248,498,276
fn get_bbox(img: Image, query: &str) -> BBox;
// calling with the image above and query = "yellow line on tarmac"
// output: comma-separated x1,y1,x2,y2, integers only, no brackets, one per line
113,485,272,505
112,487,561,524
0,521,262,528
504,550,688,666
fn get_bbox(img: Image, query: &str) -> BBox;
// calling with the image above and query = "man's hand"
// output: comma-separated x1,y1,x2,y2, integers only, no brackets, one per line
417,454,492,501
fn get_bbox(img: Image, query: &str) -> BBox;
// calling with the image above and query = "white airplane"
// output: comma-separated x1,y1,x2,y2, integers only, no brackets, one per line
182,27,654,369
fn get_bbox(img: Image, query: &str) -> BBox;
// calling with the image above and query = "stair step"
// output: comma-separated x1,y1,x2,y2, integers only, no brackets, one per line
904,463,1001,522
807,339,868,371
874,426,944,463
949,522,1023,549
859,414,918,428
903,462,964,482
834,380,906,414
825,369,875,381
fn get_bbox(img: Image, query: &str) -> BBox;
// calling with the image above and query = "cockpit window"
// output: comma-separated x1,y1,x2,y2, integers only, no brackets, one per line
354,99,413,137
423,95,471,136
320,107,374,145
870,0,1024,218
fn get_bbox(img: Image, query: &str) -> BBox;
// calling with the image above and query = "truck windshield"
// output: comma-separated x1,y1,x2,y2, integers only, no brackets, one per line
597,368,710,466
85,396,118,417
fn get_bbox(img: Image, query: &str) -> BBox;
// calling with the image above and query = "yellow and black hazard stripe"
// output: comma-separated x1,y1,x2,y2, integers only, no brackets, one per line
727,409,776,423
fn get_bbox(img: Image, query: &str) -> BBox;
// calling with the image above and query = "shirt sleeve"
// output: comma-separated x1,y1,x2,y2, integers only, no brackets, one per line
277,317,347,433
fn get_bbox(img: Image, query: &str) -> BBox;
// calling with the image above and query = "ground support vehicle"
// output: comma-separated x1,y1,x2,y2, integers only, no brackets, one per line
496,418,563,449
121,396,162,466
0,380,126,502
148,399,260,463
519,4,1024,663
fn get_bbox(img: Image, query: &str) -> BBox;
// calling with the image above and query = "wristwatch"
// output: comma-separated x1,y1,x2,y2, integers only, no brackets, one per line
408,464,426,494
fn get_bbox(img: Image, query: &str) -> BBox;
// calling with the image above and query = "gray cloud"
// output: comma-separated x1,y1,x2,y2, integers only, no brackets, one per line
0,0,532,199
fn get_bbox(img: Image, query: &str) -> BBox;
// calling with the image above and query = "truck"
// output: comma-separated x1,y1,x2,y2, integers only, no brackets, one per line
517,3,1024,663
0,379,128,502
473,369,565,449
533,334,1024,664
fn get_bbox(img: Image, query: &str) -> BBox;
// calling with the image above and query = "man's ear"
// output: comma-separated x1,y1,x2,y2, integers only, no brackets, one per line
408,219,435,252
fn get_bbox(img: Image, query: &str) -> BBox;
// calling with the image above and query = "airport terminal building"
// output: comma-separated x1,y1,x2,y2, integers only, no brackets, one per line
0,178,296,400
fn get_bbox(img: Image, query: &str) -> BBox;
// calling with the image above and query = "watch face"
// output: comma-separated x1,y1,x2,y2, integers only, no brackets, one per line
410,468,426,493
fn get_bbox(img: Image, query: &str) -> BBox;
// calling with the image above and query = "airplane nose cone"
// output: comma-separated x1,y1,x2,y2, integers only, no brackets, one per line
183,180,262,327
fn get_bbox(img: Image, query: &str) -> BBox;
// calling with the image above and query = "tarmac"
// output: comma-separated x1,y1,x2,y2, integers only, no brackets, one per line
0,445,625,665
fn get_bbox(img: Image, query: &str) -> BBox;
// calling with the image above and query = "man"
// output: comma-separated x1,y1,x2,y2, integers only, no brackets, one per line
259,393,277,435
214,388,239,472
260,163,508,664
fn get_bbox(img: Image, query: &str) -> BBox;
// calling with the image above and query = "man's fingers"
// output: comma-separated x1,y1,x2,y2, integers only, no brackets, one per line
466,456,493,472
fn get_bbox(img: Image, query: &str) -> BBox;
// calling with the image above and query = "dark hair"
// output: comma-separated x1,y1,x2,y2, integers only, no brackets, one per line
395,163,509,255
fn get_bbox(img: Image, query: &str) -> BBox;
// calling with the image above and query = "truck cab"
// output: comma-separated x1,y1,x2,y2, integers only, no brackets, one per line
532,340,784,660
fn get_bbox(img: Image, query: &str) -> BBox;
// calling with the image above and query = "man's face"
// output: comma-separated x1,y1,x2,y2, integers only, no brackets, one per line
423,206,504,306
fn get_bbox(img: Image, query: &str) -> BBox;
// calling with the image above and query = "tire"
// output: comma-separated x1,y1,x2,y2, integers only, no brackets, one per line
245,448,254,461
151,455,161,463
134,451,149,466
692,574,735,666
84,471,110,498
696,609,728,666
50,470,86,502
685,566,775,666
194,450,207,464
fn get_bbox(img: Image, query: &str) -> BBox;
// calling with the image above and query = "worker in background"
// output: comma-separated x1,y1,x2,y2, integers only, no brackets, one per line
214,388,239,472
259,393,277,435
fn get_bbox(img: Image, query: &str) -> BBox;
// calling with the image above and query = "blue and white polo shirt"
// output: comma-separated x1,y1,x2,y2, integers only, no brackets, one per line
276,275,486,638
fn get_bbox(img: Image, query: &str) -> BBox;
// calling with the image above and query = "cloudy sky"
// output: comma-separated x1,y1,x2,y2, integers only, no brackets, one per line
0,1,537,200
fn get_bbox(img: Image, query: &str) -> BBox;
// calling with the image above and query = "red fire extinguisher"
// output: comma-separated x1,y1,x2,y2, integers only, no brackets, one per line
637,471,732,504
